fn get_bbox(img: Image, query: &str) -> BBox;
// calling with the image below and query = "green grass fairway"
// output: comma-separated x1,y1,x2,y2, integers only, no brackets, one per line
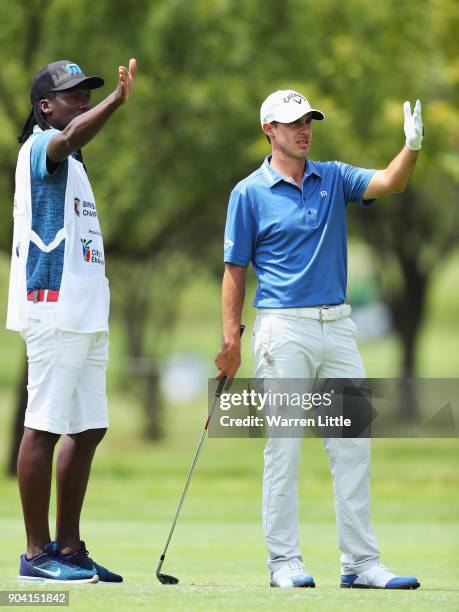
1,391,458,610
0,251,458,610
0,519,458,611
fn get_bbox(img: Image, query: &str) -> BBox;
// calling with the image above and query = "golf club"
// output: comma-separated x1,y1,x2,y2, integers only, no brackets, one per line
156,324,245,585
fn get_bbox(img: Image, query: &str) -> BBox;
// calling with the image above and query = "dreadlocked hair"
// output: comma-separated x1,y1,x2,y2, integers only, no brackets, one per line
17,93,56,144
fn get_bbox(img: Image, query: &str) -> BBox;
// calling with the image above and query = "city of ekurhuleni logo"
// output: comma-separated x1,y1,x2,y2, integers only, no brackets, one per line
81,238,92,262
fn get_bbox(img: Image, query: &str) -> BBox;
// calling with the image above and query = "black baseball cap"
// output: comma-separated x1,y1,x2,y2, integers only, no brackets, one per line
30,60,104,103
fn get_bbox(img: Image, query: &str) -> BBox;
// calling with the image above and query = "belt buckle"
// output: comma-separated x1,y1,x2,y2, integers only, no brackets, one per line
319,305,330,321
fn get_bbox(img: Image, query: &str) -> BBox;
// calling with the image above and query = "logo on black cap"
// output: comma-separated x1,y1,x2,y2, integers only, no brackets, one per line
51,63,84,86
30,60,104,103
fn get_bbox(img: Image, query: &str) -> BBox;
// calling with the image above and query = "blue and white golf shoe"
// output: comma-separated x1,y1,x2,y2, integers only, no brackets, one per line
270,561,315,588
341,561,420,589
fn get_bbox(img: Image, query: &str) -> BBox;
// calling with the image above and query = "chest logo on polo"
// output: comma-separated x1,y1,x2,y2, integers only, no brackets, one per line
320,191,327,198
74,197,80,216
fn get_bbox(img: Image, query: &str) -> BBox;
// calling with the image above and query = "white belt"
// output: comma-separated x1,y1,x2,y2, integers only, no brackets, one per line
258,304,351,322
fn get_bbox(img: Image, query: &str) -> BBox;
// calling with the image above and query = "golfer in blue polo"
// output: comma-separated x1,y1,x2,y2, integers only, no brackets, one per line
215,89,423,589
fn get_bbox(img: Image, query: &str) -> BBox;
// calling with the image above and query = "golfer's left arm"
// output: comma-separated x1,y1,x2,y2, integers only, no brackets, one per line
363,100,423,199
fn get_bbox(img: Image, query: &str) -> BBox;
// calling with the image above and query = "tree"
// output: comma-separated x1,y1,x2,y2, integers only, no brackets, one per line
234,0,459,391
2,0,459,475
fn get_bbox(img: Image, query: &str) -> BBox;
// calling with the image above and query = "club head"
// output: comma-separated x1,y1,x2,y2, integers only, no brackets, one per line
156,571,179,585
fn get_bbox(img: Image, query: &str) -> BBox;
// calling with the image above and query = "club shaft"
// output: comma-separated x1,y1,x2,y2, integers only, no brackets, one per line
158,324,245,572
159,392,221,560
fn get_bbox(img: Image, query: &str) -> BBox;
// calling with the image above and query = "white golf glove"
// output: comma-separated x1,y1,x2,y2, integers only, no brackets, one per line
404,99,423,150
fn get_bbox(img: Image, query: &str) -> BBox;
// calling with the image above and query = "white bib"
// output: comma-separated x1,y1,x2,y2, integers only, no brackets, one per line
6,133,110,333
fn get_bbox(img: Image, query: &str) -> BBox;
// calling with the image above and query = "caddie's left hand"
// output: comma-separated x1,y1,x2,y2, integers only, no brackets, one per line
404,99,423,150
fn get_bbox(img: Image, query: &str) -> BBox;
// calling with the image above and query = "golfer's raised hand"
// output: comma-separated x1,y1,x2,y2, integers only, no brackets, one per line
404,99,423,150
116,58,137,104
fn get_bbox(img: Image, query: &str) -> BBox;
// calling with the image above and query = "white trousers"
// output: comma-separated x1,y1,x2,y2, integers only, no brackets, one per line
253,310,380,574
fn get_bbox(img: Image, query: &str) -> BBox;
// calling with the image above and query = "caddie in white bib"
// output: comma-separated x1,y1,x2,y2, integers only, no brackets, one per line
9,57,136,584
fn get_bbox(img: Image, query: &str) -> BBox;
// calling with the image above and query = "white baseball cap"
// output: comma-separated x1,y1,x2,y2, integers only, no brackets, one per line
260,89,325,126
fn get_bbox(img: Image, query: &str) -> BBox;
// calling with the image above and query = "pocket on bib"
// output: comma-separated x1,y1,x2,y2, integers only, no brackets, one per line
57,273,110,332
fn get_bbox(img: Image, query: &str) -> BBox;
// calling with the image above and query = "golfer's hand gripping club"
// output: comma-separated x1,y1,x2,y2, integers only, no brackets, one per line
213,324,245,400
156,324,245,585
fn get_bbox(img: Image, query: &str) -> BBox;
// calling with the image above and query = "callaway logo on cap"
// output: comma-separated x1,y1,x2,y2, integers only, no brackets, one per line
260,89,325,126
30,60,104,103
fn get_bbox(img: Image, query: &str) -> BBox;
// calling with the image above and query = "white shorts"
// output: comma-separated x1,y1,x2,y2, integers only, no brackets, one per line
22,302,109,435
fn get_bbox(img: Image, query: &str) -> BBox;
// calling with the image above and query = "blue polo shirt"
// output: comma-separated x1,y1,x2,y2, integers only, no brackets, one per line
25,127,86,292
26,127,67,292
223,156,375,307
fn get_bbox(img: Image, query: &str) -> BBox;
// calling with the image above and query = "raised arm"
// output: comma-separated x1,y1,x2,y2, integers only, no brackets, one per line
47,58,137,163
363,100,423,199
214,263,247,380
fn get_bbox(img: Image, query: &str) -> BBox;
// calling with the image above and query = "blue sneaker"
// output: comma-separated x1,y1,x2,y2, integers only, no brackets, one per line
64,541,123,583
341,561,420,589
18,542,98,583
